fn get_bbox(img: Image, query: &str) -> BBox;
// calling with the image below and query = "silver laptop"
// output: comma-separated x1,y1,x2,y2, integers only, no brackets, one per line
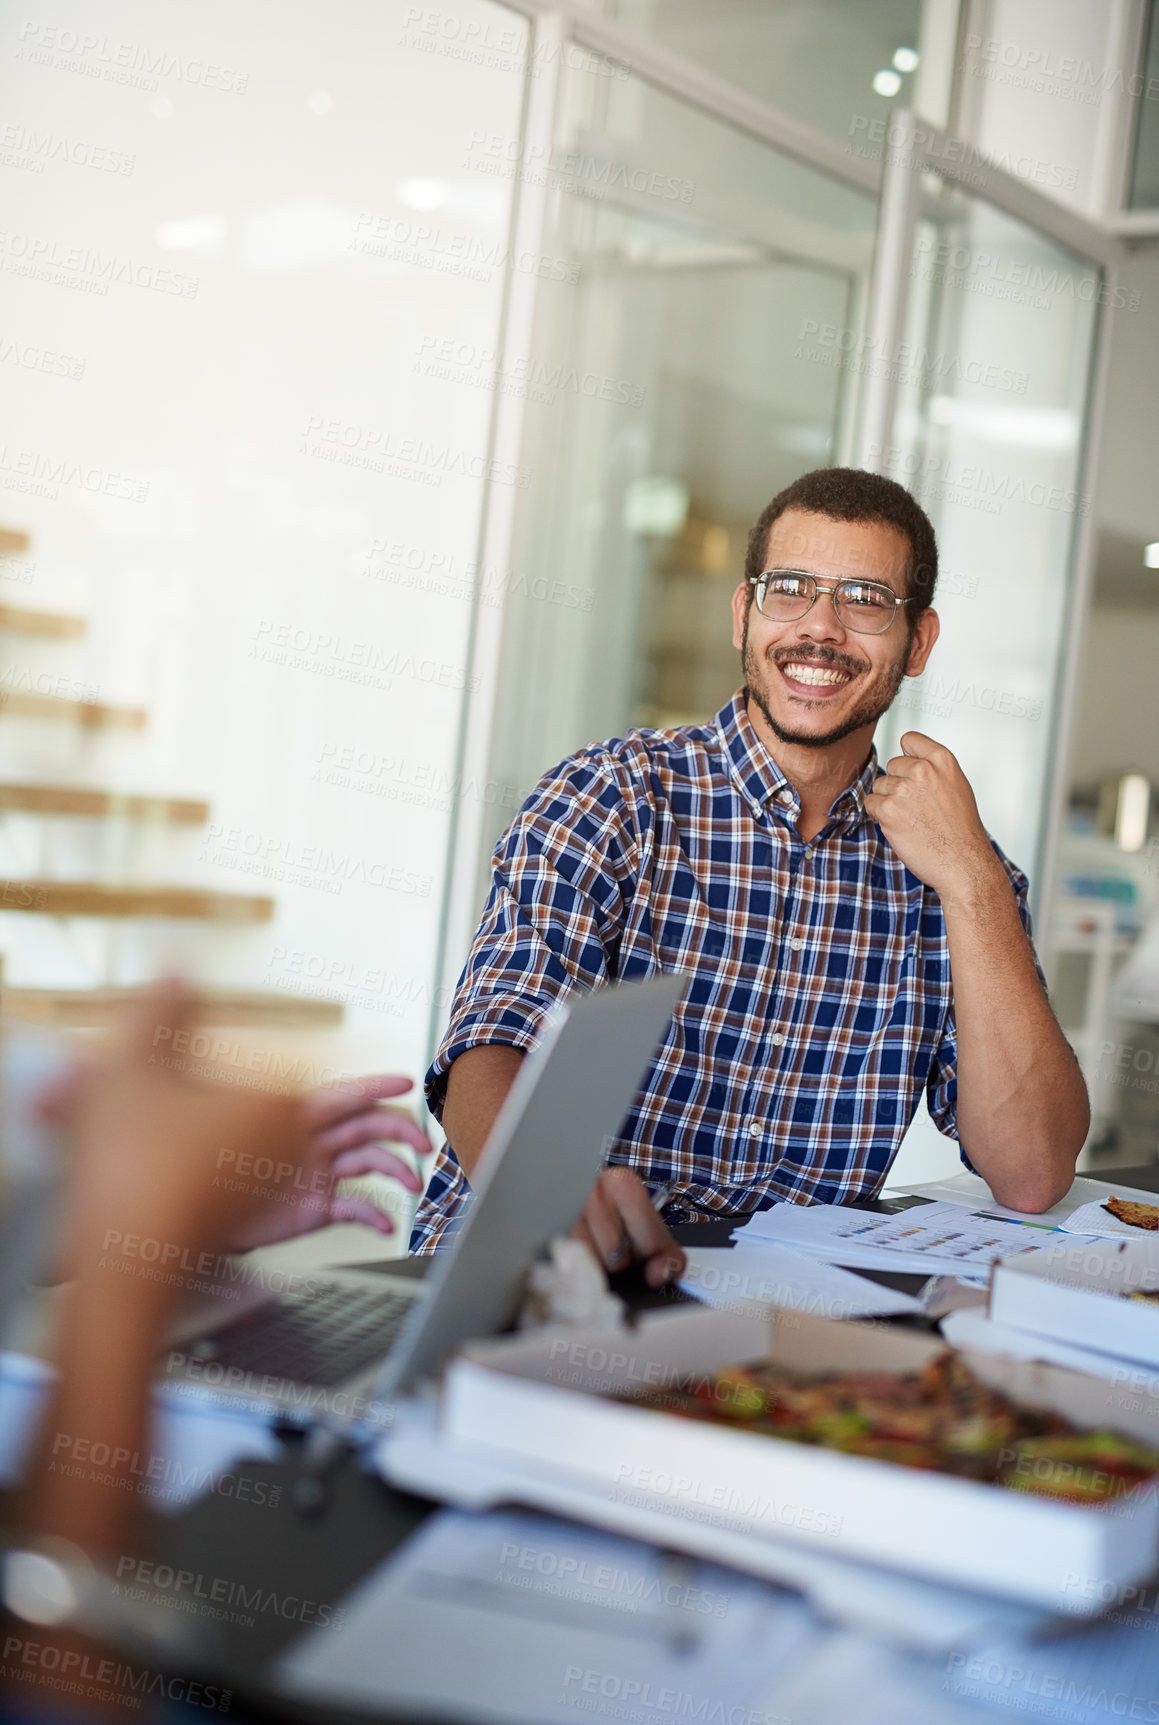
165,973,687,1413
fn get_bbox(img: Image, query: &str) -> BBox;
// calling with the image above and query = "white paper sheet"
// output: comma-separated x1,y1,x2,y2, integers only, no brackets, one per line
737,1201,1080,1278
944,1622,1159,1725
277,1505,816,1723
678,1244,921,1319
1058,1198,1159,1239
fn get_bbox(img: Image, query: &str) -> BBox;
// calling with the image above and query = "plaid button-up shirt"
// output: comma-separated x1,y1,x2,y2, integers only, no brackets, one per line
410,690,1035,1252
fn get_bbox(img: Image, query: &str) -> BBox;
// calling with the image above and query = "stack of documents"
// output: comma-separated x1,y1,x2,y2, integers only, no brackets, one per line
678,1242,922,1319
278,1506,815,1723
736,1200,1096,1280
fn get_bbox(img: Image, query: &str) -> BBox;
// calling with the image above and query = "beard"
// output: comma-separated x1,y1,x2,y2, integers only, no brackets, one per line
742,609,911,749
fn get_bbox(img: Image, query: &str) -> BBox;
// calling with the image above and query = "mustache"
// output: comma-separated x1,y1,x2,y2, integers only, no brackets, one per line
770,645,867,677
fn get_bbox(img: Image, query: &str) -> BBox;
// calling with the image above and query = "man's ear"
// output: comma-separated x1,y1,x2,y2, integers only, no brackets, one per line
730,581,750,651
904,606,939,677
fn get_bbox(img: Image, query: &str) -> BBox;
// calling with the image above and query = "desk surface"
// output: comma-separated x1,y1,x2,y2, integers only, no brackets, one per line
154,1165,1159,1722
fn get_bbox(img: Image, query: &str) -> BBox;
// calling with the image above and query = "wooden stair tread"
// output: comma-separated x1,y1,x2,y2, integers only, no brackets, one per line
0,784,208,821
0,528,31,554
0,605,84,638
1,986,341,1028
0,882,273,920
0,692,146,728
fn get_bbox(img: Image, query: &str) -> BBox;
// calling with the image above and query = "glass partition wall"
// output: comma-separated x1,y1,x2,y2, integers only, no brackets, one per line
875,193,1102,883
852,121,1116,1178
476,69,879,887
436,3,1118,1189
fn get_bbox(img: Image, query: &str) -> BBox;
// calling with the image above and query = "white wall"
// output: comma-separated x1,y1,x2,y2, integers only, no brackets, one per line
0,0,527,1092
1091,251,1159,543
1070,611,1159,784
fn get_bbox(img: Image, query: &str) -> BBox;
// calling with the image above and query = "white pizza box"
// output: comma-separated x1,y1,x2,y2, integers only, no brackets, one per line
989,1235,1159,1369
439,1304,1159,1613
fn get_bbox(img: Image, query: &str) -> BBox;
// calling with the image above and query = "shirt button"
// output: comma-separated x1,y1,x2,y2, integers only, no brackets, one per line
789,938,804,951
770,1032,786,1046
778,789,794,805
748,1121,763,1138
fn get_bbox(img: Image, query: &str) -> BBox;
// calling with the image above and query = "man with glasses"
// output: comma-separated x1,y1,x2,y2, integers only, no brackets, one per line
411,467,1088,1283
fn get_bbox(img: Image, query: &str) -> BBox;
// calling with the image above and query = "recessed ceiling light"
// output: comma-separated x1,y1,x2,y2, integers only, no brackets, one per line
872,69,903,97
893,47,920,73
396,178,451,212
1144,542,1159,567
153,214,225,252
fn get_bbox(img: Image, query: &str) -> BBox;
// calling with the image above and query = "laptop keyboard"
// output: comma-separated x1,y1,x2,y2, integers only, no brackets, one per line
188,1279,417,1389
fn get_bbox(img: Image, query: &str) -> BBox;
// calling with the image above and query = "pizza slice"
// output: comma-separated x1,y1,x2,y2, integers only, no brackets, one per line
1103,1195,1159,1230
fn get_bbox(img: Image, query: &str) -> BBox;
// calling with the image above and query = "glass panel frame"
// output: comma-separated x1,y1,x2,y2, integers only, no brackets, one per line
432,9,1119,1110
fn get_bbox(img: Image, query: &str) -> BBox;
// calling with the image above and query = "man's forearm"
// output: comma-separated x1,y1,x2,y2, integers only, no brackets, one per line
942,864,1088,1211
441,1044,525,1177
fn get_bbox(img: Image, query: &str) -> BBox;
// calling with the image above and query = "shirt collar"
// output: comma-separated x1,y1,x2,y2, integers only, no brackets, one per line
714,690,878,830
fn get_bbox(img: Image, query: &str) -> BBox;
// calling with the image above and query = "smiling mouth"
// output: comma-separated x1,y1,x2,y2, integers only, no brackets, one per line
777,658,856,693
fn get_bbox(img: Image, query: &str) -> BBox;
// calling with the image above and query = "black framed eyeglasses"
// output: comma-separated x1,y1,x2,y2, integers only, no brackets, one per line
748,569,911,636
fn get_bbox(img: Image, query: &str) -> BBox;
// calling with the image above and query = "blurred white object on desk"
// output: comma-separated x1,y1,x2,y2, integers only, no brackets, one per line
519,1237,624,1329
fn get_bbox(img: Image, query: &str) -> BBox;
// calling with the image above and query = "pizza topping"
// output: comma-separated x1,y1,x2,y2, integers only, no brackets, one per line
623,1352,1159,1504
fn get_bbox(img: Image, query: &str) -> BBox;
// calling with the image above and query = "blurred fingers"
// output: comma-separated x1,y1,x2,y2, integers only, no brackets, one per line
328,1145,425,1192
312,1105,431,1161
303,1074,416,1132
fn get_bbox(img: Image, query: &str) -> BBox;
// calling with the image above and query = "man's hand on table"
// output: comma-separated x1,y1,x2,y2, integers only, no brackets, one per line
572,1165,686,1289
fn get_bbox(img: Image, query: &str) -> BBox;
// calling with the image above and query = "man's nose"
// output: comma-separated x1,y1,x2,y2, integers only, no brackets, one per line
794,587,846,642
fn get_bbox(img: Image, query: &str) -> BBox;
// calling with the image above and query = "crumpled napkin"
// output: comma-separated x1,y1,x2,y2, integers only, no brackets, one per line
518,1236,625,1329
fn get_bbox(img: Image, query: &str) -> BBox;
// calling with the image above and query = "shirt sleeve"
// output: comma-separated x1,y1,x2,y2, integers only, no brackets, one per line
424,747,642,1121
925,843,1046,1161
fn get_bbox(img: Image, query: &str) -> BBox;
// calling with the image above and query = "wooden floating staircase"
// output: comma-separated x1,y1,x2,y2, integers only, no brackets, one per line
0,882,274,920
0,603,86,638
0,783,208,821
0,526,343,1027
0,690,147,727
1,984,341,1029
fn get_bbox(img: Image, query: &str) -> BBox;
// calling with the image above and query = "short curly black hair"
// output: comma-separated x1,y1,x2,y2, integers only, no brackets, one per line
744,467,938,613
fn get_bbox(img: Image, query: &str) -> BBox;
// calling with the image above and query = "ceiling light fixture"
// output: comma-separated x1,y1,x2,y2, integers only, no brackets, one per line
872,69,903,97
893,47,920,73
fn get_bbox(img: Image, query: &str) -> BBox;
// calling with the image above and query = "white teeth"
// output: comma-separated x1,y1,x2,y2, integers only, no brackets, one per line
782,662,850,688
